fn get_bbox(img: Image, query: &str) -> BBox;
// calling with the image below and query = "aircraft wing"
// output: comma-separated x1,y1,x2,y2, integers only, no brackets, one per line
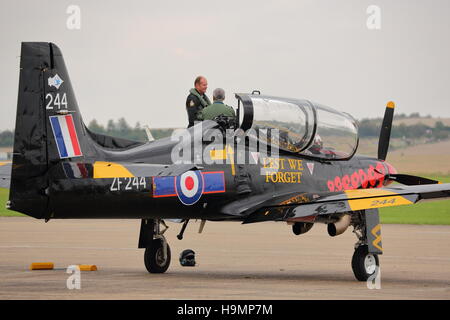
287,184,450,218
0,162,12,189
220,183,450,223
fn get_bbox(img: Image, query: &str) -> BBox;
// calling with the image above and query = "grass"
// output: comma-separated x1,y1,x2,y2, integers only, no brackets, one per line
1,175,450,224
379,175,450,225
0,188,25,217
380,201,450,225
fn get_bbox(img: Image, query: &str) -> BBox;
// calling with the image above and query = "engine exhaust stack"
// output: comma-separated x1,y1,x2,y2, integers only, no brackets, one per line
292,222,314,235
327,215,352,237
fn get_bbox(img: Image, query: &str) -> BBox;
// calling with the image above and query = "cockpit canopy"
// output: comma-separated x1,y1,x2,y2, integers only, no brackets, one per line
235,93,359,160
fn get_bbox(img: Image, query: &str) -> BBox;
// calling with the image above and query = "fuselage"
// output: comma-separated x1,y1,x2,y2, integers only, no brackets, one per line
44,131,396,220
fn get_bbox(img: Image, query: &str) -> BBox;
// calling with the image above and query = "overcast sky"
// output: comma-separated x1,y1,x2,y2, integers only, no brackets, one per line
0,0,449,130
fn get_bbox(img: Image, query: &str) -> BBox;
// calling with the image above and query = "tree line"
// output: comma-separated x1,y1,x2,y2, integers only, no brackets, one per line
358,118,450,140
1,114,450,147
87,118,175,142
0,118,175,147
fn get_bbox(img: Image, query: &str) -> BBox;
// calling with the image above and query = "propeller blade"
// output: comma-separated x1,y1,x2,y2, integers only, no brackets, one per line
388,174,440,186
378,101,395,160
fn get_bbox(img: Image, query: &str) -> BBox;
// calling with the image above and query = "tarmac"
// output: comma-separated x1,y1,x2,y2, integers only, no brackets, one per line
0,217,449,300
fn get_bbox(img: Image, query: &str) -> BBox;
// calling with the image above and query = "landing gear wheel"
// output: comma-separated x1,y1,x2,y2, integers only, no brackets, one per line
144,239,171,273
351,245,379,281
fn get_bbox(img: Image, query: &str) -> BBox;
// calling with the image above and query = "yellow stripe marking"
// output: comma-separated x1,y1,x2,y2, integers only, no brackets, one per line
209,146,235,175
0,161,11,166
347,195,413,211
345,189,413,211
210,149,227,160
227,145,235,176
93,161,134,178
371,224,383,252
345,189,399,199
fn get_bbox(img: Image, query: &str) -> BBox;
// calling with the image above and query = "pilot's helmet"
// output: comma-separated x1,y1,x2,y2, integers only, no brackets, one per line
312,134,323,149
179,249,196,267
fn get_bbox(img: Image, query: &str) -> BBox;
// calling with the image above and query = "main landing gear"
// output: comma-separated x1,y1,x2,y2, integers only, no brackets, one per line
139,219,171,273
350,209,382,281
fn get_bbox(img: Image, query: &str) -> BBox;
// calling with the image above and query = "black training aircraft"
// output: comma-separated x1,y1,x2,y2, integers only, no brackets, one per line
1,42,450,281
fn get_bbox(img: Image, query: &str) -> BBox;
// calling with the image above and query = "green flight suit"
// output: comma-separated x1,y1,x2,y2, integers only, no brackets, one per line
186,88,211,127
198,101,236,121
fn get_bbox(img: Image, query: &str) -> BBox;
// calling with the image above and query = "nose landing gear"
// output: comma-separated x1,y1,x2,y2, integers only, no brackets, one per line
350,209,382,281
351,244,379,281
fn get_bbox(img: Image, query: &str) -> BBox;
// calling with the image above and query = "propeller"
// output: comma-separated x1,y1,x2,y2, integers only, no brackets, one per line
378,101,395,161
376,101,441,186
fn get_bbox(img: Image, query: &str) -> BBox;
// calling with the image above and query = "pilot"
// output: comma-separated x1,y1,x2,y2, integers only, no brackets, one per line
198,88,236,123
308,135,323,155
186,76,211,128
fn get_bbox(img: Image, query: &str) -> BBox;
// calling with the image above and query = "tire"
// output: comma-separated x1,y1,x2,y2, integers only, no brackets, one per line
144,239,171,273
351,245,379,281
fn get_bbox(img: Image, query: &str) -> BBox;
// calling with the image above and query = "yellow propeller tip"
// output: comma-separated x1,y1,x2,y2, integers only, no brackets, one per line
387,101,395,109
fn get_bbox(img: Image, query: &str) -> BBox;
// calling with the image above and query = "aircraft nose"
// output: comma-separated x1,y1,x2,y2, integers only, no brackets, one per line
382,161,397,186
384,161,397,175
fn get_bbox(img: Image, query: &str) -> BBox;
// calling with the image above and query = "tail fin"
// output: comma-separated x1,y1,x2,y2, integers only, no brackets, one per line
9,42,144,219
9,42,88,218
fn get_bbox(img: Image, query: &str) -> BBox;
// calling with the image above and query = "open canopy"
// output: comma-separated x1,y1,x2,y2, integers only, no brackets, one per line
235,93,359,160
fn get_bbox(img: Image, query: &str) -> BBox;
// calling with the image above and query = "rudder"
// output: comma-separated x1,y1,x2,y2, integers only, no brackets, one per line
9,42,88,218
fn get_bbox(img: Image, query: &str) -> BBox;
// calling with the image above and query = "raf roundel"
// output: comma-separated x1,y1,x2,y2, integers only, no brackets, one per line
175,171,204,205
